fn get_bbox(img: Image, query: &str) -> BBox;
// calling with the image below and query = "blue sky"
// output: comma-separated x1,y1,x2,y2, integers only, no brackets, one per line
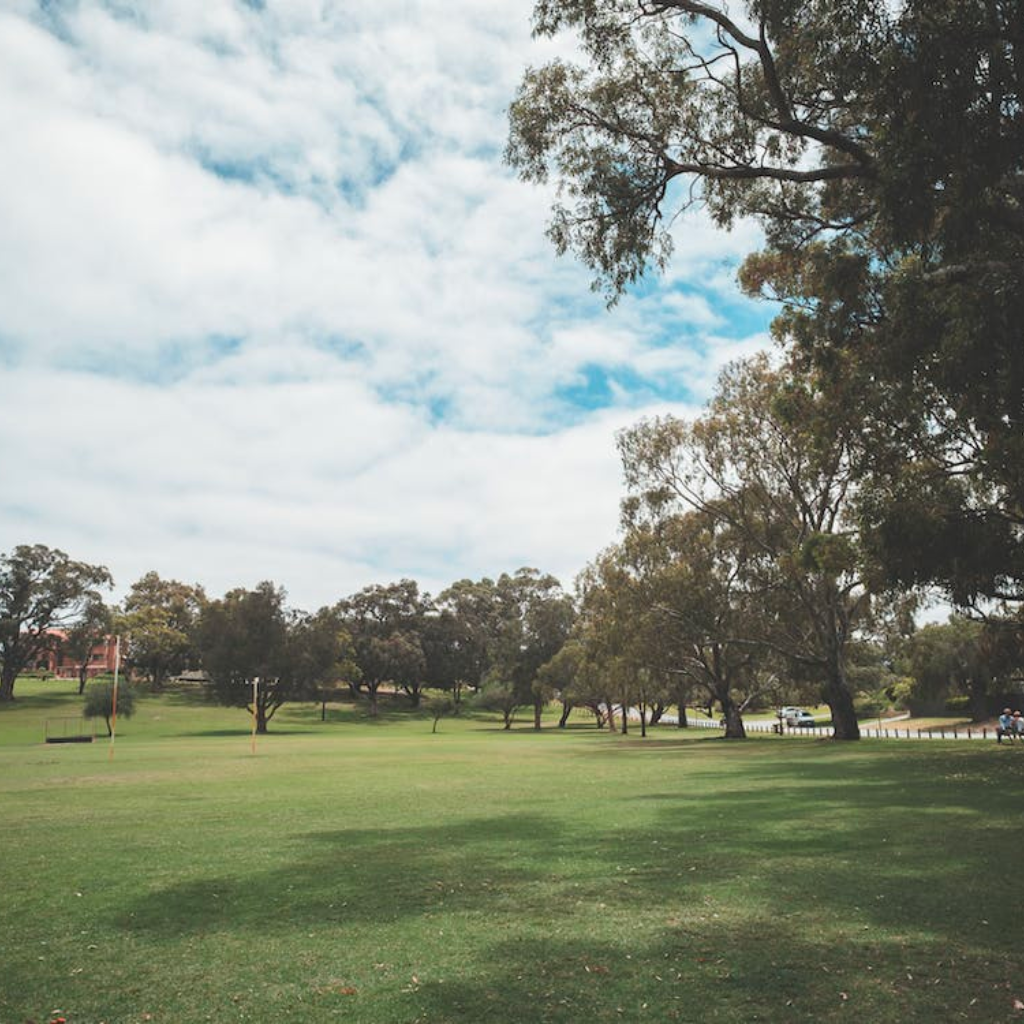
0,0,772,608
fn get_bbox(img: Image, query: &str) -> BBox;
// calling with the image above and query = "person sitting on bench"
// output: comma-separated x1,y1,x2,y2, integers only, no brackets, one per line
997,708,1014,743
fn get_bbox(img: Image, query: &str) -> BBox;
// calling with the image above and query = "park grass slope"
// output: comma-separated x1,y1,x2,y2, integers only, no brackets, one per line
1,681,1023,1023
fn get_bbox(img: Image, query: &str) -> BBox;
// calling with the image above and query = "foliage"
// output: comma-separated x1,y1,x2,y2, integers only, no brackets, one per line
82,679,136,736
120,572,206,689
618,353,882,738
0,544,113,702
424,693,458,733
901,615,1023,721
198,583,349,733
340,580,430,713
488,568,575,729
508,0,1024,607
427,578,503,700
62,596,114,695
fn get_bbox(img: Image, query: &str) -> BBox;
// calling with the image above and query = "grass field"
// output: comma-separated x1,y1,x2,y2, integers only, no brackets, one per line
1,679,1023,1024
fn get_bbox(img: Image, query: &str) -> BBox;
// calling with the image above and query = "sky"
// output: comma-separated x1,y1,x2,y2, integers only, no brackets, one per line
0,0,772,610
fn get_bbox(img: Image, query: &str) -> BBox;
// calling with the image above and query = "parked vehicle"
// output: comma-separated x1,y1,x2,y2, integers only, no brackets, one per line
785,710,816,728
776,706,801,719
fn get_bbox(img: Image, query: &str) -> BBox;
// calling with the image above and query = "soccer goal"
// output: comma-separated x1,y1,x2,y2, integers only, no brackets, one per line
44,717,95,744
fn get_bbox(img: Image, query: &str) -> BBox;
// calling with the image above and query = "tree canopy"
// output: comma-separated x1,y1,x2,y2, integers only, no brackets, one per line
508,0,1024,607
0,544,112,702
120,572,206,689
197,583,350,733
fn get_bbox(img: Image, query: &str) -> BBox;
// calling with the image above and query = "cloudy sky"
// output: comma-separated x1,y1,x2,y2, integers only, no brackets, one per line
0,0,771,609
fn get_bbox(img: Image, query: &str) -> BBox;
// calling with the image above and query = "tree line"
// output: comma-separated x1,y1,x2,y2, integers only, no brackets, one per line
2,512,1021,738
0,550,577,734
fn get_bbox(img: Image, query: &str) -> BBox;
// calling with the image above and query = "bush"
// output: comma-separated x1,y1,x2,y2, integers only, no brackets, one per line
425,694,458,733
854,691,891,718
83,681,136,736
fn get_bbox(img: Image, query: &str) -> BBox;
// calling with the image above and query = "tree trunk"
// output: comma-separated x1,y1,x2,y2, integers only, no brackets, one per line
256,704,270,734
620,704,628,734
432,715,440,734
503,706,514,730
78,666,89,695
103,713,112,737
0,666,17,702
321,698,327,722
604,698,616,733
677,704,688,728
968,675,990,723
558,700,573,728
650,702,665,725
533,700,542,730
720,693,746,739
639,700,647,738
824,665,860,740
368,683,380,717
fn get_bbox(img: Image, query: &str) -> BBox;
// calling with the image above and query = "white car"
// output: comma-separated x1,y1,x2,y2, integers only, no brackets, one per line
776,706,801,719
785,710,817,728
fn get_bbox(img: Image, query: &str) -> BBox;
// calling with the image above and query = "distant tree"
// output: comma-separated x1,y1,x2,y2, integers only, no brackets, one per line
120,572,205,689
83,679,136,737
489,569,575,730
0,544,112,702
62,596,114,694
198,583,345,733
341,580,428,714
473,678,521,730
424,693,458,734
428,578,502,702
536,638,596,728
903,616,1023,722
619,355,877,738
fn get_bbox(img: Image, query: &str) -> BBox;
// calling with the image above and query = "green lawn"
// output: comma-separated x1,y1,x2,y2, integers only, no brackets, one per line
2,679,1023,1023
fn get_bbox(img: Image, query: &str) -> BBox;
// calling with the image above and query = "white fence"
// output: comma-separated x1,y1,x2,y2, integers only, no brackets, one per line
623,709,1002,742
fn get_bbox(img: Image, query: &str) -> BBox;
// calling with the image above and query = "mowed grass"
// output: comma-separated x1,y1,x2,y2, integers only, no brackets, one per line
2,680,1023,1024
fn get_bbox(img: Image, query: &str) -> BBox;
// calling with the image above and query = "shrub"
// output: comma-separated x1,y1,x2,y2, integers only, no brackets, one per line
83,681,136,736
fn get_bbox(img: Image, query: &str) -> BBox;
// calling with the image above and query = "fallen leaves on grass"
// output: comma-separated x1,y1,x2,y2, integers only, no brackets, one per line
315,981,358,996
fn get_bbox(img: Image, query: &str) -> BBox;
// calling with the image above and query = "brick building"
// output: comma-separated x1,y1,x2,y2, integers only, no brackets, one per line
38,631,120,679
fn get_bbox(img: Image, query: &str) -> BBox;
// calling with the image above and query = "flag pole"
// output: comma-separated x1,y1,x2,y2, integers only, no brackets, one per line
108,634,121,761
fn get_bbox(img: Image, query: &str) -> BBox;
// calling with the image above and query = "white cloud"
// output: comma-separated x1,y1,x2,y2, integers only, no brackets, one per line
0,0,772,605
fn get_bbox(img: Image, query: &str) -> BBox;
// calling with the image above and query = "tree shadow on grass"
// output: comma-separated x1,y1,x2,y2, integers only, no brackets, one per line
116,741,1021,952
386,920,1020,1024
